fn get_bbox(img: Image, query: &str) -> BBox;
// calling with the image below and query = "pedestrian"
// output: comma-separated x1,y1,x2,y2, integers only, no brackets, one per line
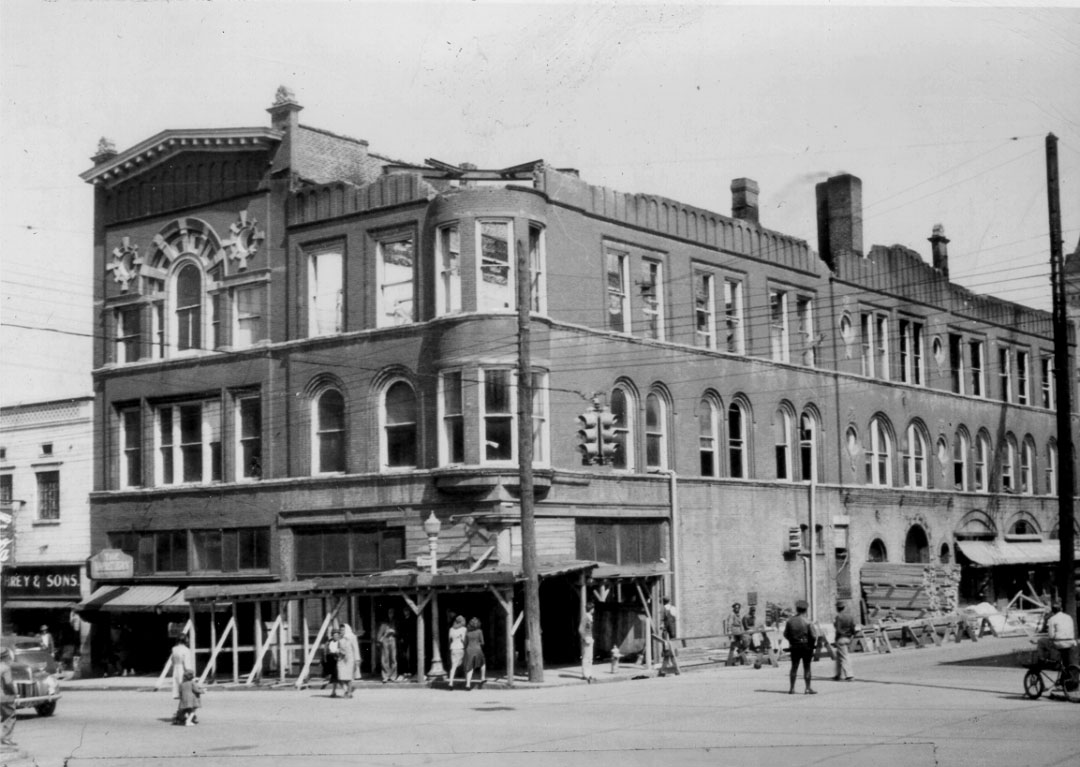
580,602,596,683
662,597,678,640
324,629,342,696
39,625,56,659
334,628,355,699
1035,601,1077,667
463,617,486,690
377,610,398,683
1,647,17,747
176,670,203,726
832,600,856,681
341,624,362,681
783,599,816,695
170,634,194,700
726,602,748,663
447,615,467,689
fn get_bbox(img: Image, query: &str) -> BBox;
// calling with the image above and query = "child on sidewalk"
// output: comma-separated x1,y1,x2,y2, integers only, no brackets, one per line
176,670,203,726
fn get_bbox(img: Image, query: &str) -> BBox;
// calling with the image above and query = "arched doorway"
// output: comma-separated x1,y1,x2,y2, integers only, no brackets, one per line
939,543,951,564
904,525,930,563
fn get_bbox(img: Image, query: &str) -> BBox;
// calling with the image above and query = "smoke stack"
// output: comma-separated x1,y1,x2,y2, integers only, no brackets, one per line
815,173,863,270
731,178,759,224
929,223,950,277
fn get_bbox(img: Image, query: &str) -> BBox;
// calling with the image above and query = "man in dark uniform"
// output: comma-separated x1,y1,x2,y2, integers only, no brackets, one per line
783,599,816,694
833,600,856,681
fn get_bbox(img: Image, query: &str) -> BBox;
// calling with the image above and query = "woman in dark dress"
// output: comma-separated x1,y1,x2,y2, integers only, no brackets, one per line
463,617,486,689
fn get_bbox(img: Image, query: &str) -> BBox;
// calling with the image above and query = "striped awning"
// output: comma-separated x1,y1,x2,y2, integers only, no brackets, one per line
956,540,1079,567
77,585,185,612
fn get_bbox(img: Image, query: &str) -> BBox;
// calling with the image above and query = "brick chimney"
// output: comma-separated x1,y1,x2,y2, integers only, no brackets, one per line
929,223,950,277
815,173,863,270
91,137,117,166
731,178,759,224
267,86,301,178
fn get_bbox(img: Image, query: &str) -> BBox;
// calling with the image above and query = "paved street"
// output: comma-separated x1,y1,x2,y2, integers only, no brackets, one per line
2,635,1077,767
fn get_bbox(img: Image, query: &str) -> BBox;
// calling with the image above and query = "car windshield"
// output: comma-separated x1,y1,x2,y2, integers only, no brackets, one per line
13,648,52,665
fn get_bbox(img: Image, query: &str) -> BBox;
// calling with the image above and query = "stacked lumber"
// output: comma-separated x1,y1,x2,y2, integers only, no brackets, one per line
860,563,961,621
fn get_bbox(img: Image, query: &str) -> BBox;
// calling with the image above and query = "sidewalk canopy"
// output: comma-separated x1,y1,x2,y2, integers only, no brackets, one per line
956,540,1080,567
183,561,599,605
77,584,187,612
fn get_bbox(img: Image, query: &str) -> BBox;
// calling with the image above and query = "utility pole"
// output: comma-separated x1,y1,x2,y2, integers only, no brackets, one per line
1047,133,1077,620
516,238,543,682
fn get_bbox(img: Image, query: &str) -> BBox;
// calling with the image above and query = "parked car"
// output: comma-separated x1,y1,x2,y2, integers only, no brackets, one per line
1,635,61,716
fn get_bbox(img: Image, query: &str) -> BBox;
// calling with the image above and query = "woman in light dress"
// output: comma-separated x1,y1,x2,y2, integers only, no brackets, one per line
447,615,467,688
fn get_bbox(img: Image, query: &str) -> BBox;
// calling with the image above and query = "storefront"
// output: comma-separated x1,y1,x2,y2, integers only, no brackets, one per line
1,563,90,672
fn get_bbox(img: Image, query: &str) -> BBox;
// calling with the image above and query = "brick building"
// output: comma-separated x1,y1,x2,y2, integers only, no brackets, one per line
79,89,1076,678
1,397,94,672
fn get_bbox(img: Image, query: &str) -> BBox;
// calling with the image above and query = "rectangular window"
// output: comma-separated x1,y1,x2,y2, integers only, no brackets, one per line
436,224,461,316
36,471,59,520
949,334,965,394
575,520,663,565
899,319,923,385
875,314,890,379
151,301,166,359
0,475,12,503
308,248,343,336
529,224,545,313
693,271,716,349
724,278,744,354
796,296,815,366
156,530,188,573
294,526,404,575
640,260,663,340
191,527,269,572
116,306,142,363
478,220,513,311
236,394,262,479
192,529,223,571
531,371,549,464
234,284,267,347
156,400,222,485
606,249,629,333
377,235,415,327
1041,356,1055,408
1017,351,1029,405
482,369,514,462
860,313,874,377
998,347,1012,403
769,289,789,363
440,371,465,465
970,341,984,397
120,407,142,488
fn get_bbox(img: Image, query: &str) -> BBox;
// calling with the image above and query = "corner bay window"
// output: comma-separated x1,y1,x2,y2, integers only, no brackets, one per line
377,235,415,327
436,224,461,315
478,221,512,310
294,526,405,576
440,371,465,464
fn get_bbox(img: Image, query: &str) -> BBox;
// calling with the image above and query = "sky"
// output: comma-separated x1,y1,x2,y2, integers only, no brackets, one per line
2,1,1079,406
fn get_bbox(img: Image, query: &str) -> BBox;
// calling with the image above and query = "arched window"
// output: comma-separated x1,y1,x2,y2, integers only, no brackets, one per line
314,389,346,473
799,410,817,482
865,416,892,486
610,386,635,471
868,538,888,563
904,525,929,563
382,380,417,469
175,264,203,351
939,543,951,564
698,396,719,477
774,406,793,481
1009,518,1039,537
645,392,668,471
903,423,928,489
953,428,969,491
1020,437,1036,495
974,431,991,492
728,400,748,478
1045,440,1057,495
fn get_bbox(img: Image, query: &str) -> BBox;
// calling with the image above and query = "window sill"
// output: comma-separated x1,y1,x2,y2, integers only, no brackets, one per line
32,519,61,527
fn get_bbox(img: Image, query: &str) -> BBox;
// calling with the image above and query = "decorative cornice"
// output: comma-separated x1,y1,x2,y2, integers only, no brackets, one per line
80,128,283,188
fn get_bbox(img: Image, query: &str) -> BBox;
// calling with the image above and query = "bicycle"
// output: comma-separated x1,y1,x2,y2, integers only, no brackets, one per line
1021,651,1080,700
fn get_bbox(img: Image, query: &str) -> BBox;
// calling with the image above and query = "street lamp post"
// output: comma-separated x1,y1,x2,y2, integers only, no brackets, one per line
424,512,446,679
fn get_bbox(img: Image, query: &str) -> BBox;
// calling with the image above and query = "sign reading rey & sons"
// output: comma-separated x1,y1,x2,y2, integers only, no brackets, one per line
3,565,82,598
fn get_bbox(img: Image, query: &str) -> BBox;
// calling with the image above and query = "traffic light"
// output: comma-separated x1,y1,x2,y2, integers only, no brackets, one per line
577,411,600,464
598,408,618,463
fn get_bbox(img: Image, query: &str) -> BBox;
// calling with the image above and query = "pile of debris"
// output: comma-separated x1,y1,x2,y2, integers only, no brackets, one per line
860,562,961,622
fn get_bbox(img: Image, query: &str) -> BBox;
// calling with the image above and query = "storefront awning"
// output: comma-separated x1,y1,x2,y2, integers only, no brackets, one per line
1,599,78,610
591,563,671,580
77,585,185,612
956,539,1080,567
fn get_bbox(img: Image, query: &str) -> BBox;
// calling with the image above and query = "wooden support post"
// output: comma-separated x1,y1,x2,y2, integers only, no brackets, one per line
487,585,515,686
874,622,893,653
278,600,287,682
252,601,264,683
634,582,654,670
231,602,240,683
246,613,283,686
397,590,430,683
199,615,236,686
209,603,218,682
294,598,342,689
188,604,197,675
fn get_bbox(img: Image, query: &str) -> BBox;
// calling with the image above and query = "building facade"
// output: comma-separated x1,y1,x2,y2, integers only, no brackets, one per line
80,89,1077,676
1,397,94,672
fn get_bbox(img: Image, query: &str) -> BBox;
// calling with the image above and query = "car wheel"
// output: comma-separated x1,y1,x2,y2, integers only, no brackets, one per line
36,701,57,717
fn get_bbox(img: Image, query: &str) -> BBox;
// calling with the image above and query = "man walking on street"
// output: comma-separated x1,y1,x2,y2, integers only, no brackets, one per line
784,599,816,695
1,647,17,747
377,610,398,683
833,601,856,681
